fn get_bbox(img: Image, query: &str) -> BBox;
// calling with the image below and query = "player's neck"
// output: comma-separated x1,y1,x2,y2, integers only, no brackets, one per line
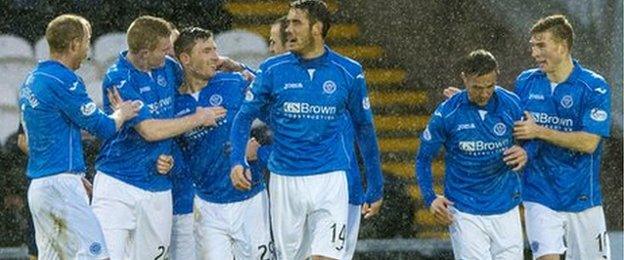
49,52,79,71
182,74,209,94
547,56,574,83
299,40,325,60
126,52,151,72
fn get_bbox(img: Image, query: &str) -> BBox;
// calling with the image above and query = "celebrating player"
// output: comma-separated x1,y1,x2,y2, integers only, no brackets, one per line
416,50,530,259
515,15,612,260
91,16,224,259
229,1,384,259
19,14,139,259
173,27,273,259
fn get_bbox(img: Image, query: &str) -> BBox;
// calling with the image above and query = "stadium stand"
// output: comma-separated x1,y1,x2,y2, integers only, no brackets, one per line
215,29,268,69
93,32,127,68
0,35,33,60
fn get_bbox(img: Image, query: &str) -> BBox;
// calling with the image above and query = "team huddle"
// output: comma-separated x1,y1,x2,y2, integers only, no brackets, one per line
20,0,384,259
17,0,612,259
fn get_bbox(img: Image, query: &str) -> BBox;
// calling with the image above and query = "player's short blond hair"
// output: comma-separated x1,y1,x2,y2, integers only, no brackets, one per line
45,14,90,54
126,15,171,53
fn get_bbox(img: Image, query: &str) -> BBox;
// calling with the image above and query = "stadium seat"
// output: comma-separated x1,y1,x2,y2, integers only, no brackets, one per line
76,61,103,86
0,60,34,108
34,37,48,61
86,80,104,107
215,29,268,69
94,32,127,68
36,37,96,62
0,109,20,145
0,34,34,60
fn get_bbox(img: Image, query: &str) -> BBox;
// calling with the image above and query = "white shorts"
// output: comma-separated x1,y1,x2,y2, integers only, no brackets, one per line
170,213,195,260
449,206,523,260
194,190,273,260
28,173,109,259
524,202,610,259
91,172,173,260
343,204,362,260
269,171,348,260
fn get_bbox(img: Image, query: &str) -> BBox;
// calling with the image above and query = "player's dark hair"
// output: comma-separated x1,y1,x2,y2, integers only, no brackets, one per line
174,27,213,60
531,14,574,51
273,16,288,45
461,49,499,77
290,0,332,38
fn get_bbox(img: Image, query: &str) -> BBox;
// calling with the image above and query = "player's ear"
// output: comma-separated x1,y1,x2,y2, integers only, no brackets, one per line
178,52,191,65
311,21,322,37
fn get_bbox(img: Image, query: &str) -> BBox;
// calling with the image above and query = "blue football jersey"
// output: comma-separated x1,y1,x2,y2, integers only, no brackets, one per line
170,141,193,215
175,72,265,204
19,60,118,179
515,60,611,212
229,46,383,202
96,52,183,192
416,87,524,215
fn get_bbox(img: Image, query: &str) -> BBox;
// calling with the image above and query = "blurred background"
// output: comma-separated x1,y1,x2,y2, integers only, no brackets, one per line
0,0,621,259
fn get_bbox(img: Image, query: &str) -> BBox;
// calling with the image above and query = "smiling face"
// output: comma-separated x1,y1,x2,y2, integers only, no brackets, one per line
530,31,569,74
184,37,219,80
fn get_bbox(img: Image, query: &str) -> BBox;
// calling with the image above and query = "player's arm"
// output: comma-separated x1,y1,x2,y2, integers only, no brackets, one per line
514,109,605,154
230,68,272,190
346,72,384,218
106,82,226,142
52,79,138,140
414,107,453,225
17,123,28,155
133,107,225,141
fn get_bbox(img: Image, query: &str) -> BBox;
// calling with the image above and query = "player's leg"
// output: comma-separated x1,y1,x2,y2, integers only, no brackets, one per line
269,172,308,259
194,196,235,259
131,190,173,260
30,174,111,259
564,206,610,260
523,202,566,260
489,206,524,260
305,171,349,260
28,177,61,260
448,206,491,259
232,190,273,260
170,213,195,260
91,172,137,259
342,203,362,260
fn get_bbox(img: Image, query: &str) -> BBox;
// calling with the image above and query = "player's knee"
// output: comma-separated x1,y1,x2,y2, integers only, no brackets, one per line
310,256,338,260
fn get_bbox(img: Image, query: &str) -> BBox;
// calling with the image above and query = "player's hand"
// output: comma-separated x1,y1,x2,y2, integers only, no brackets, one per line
217,56,245,72
116,101,141,121
81,176,93,199
245,138,261,161
107,87,124,110
503,145,528,171
156,154,174,175
230,165,252,191
442,86,461,99
194,106,227,126
514,111,543,140
430,196,454,225
241,70,255,82
362,198,383,219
